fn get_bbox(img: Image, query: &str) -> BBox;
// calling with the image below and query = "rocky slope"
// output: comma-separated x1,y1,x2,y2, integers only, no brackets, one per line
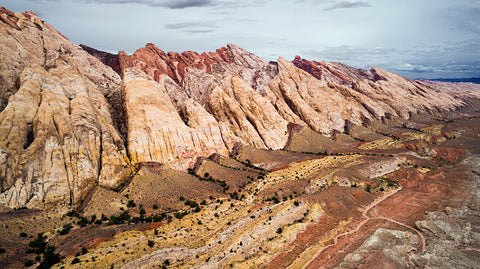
1,7,480,210
0,7,130,210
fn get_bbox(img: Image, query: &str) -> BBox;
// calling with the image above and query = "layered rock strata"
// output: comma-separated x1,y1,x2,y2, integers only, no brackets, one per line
1,7,480,210
0,8,130,210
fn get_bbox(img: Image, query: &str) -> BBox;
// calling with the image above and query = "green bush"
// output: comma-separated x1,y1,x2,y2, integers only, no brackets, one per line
59,223,72,235
365,184,371,192
174,211,188,219
147,240,154,247
24,260,34,267
77,217,88,227
127,200,136,208
185,200,198,208
107,212,131,225
71,257,81,264
0,248,5,254
29,233,47,253
38,245,60,269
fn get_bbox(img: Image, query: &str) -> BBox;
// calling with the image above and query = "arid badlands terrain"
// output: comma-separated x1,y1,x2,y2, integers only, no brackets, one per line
1,7,480,269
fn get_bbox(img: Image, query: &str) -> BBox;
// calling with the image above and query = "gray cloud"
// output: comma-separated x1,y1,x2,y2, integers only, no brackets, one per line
301,39,480,79
165,21,215,29
8,0,478,79
324,1,370,11
92,0,213,8
183,29,215,33
165,21,217,34
26,0,215,9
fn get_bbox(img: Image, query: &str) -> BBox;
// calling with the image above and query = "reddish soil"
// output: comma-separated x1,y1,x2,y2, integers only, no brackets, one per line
264,117,479,268
52,222,163,256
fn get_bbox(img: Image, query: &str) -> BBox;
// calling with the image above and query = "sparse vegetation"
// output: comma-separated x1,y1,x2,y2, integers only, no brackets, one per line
184,199,198,208
107,212,131,225
77,216,88,227
58,223,72,235
365,184,371,192
127,200,136,208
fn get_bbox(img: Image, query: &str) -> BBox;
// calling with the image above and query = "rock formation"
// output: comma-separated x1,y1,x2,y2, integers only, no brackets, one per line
80,44,121,75
1,7,480,210
0,8,130,210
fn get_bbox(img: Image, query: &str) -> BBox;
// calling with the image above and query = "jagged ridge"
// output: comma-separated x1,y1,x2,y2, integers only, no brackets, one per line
1,7,480,210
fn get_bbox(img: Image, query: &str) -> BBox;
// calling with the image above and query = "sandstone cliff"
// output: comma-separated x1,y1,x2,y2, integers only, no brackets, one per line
0,8,130,210
1,7,480,210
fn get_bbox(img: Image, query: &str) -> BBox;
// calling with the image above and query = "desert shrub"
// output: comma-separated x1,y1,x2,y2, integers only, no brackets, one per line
185,200,198,208
174,211,188,219
152,214,164,222
0,248,5,254
179,196,185,201
276,228,283,234
38,245,60,269
59,223,72,235
147,240,155,247
66,211,76,217
77,217,88,227
29,233,47,254
71,257,81,264
107,212,131,225
20,232,27,237
127,200,136,208
365,184,371,192
152,204,158,209
24,260,34,267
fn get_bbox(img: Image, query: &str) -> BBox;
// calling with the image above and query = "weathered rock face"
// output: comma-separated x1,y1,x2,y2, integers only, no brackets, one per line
292,56,476,122
123,67,230,170
1,7,480,210
0,8,130,210
119,43,290,168
80,44,121,75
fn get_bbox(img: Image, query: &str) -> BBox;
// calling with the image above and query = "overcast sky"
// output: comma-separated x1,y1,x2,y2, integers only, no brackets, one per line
3,0,480,79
